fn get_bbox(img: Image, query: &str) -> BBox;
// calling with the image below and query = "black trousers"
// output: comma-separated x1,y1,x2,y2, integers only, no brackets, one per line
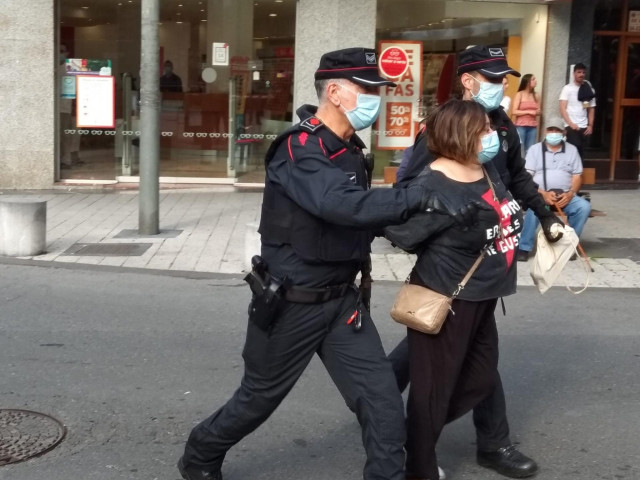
182,288,406,480
404,298,501,479
388,303,511,451
565,127,588,159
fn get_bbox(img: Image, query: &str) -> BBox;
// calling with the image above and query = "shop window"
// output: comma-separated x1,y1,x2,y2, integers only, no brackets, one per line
372,0,543,179
58,0,296,183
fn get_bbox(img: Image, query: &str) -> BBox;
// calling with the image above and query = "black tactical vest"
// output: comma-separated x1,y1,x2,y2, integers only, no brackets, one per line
259,117,371,263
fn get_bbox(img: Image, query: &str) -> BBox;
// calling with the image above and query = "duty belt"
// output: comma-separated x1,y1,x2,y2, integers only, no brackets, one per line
284,283,353,304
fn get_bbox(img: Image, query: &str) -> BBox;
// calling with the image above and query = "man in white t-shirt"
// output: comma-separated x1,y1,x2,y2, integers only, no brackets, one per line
559,62,596,160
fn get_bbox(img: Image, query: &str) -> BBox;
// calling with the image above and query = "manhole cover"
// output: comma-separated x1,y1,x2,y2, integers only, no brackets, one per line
0,409,66,466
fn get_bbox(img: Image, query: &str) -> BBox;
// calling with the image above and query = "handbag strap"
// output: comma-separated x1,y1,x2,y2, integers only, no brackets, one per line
451,248,487,298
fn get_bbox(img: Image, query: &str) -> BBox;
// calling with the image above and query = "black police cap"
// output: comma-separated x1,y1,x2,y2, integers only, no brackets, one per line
456,45,521,79
314,47,397,87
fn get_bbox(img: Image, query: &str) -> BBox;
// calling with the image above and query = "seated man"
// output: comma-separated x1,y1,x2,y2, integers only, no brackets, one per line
517,117,591,261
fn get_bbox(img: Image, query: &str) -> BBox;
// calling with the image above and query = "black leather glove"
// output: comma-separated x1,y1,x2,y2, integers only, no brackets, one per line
421,191,489,229
539,214,565,243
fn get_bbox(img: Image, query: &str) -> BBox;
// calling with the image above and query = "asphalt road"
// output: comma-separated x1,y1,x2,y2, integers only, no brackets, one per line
0,261,638,480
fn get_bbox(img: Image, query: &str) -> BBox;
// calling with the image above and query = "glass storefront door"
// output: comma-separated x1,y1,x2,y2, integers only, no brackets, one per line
58,0,296,184
592,0,640,179
620,39,640,163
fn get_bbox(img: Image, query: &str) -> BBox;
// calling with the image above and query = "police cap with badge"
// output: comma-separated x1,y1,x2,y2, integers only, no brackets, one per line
314,47,397,87
456,45,521,79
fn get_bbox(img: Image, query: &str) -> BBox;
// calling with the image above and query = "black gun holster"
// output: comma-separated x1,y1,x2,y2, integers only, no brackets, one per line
244,256,284,332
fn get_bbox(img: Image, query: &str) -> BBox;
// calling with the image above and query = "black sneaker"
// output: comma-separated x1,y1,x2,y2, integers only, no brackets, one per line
477,445,538,478
516,250,530,262
177,457,222,480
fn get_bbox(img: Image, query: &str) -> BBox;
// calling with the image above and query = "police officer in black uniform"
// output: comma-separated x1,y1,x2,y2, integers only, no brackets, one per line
389,45,565,479
177,47,484,480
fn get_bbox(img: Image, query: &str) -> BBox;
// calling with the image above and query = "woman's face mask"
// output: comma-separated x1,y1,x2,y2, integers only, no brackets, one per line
338,83,382,131
545,132,564,146
470,76,504,112
478,130,500,164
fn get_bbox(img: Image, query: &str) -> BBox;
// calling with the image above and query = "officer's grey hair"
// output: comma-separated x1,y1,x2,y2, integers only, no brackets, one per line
315,78,347,101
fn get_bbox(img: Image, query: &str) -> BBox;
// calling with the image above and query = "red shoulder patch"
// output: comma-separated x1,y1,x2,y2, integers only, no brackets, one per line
298,132,308,146
310,118,320,125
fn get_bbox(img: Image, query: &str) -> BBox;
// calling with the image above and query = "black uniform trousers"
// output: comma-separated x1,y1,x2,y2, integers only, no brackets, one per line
405,298,501,480
388,318,510,454
182,288,406,480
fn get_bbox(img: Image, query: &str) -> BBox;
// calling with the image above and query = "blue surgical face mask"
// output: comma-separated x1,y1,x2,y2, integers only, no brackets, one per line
545,132,564,146
470,76,504,112
478,130,500,164
339,84,382,131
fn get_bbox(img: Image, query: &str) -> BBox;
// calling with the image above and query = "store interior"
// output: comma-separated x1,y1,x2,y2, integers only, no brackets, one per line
58,0,550,183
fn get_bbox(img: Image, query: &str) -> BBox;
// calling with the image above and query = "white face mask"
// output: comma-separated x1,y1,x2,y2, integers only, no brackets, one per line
469,75,505,112
478,130,500,163
545,133,564,146
338,83,382,131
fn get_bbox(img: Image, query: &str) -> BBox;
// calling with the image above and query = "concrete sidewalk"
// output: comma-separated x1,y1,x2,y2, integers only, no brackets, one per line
0,186,638,288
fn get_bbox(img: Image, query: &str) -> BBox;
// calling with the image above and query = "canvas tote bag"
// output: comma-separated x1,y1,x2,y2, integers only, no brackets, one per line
530,225,589,294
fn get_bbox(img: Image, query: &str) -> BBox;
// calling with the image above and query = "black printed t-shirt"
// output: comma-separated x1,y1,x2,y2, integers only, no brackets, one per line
385,162,524,301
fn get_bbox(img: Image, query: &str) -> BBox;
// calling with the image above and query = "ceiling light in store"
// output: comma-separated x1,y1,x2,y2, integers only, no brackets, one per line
201,19,207,22
176,21,183,24
82,6,89,9
269,13,277,17
178,4,183,6
275,0,283,2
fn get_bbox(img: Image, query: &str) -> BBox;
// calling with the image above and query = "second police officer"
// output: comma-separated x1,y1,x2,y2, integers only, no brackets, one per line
177,47,485,480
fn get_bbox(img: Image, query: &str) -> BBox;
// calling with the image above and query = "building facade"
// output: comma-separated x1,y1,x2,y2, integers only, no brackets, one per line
0,0,637,189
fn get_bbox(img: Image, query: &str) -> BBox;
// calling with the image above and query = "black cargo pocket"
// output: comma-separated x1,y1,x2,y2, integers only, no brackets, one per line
242,317,271,377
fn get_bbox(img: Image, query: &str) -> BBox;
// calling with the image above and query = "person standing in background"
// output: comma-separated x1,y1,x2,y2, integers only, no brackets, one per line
512,74,541,156
59,43,81,168
160,60,183,93
559,63,596,160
